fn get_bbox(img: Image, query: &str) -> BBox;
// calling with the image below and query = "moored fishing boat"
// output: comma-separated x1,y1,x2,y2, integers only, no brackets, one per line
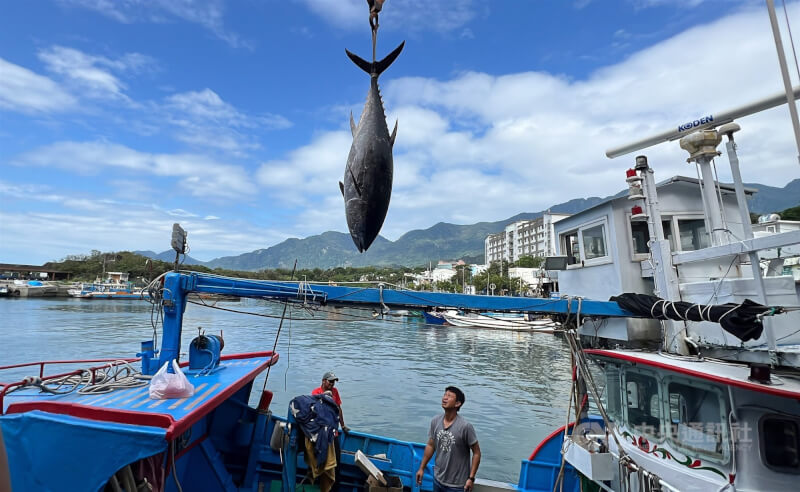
441,311,558,332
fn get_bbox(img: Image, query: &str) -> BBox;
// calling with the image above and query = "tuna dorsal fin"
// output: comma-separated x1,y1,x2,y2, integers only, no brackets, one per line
339,181,345,197
390,119,398,146
345,41,405,77
350,112,356,137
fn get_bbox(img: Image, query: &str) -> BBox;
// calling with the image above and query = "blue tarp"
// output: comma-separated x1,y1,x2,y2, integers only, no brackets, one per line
0,410,167,492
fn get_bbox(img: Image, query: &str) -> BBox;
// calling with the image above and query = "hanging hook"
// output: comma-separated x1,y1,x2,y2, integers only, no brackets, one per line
367,0,385,62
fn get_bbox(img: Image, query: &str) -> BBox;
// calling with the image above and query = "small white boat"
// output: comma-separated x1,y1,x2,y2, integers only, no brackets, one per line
441,311,558,332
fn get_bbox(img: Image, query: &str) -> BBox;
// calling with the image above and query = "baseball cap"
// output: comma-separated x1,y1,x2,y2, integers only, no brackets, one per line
323,371,339,381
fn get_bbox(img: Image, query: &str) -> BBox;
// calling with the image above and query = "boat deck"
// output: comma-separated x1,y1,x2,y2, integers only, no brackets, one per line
1,351,277,439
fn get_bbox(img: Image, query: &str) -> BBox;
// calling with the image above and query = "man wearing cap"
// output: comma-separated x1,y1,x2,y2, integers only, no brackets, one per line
312,371,349,492
312,371,349,432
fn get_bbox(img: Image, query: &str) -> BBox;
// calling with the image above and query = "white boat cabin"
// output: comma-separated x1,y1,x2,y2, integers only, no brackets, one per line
553,175,756,342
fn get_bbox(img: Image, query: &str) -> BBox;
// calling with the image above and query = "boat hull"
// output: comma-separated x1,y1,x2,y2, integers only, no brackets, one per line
442,312,558,332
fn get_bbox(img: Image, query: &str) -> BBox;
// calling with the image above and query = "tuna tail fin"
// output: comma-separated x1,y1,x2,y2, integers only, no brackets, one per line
350,112,357,137
339,181,345,197
345,41,405,77
390,119,398,146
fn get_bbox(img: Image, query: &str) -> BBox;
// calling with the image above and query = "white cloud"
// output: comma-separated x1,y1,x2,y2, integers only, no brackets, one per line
0,58,77,113
0,179,284,263
168,208,198,217
37,46,156,101
256,131,352,204
161,89,291,155
58,0,249,48
0,207,285,264
11,141,257,199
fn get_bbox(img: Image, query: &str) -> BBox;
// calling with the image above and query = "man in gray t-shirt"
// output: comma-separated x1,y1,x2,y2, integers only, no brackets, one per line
415,386,481,492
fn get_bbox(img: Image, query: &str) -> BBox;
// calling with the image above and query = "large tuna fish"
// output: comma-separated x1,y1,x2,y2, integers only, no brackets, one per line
340,41,404,252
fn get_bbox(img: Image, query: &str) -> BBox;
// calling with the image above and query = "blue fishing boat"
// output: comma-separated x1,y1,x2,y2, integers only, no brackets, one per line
421,310,448,325
0,256,629,492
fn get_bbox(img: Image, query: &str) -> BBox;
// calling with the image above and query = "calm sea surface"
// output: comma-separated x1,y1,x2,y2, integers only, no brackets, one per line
0,296,572,483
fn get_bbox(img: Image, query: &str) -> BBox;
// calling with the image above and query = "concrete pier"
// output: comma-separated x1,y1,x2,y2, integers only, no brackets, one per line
0,281,73,297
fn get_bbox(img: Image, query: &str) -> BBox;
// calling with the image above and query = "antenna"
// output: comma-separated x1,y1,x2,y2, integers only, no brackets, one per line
605,86,800,158
171,223,187,271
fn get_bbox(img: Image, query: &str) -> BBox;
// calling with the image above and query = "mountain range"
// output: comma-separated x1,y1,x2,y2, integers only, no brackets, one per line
135,178,800,271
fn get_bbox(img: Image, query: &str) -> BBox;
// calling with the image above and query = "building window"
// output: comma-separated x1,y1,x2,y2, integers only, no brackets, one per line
666,381,727,458
760,417,800,473
624,370,662,438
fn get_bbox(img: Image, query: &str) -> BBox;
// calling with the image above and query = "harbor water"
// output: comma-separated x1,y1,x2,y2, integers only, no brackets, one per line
0,297,573,483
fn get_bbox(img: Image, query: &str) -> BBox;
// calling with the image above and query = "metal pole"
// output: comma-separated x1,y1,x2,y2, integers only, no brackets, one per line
696,156,728,246
766,0,800,166
719,126,777,357
720,126,754,239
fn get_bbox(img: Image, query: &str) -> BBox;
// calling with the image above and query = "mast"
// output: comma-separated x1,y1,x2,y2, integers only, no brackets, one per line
766,0,800,166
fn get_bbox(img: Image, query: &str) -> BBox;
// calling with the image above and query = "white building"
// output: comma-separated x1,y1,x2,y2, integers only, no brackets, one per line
484,211,570,264
415,267,457,284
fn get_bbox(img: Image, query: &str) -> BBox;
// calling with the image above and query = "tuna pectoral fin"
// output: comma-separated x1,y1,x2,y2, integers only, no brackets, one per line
345,41,405,76
390,120,398,146
349,168,362,197
350,112,357,137
339,181,345,197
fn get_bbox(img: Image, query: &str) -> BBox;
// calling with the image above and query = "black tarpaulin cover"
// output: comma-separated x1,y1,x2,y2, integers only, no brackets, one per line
610,293,774,342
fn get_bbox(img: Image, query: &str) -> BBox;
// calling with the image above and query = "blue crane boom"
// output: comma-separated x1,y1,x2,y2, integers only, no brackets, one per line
155,272,633,370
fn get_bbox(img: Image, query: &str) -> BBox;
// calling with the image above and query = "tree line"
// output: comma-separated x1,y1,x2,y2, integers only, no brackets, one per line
45,250,547,295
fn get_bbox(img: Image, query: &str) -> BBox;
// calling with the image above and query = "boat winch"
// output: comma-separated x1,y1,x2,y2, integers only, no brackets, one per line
189,331,224,374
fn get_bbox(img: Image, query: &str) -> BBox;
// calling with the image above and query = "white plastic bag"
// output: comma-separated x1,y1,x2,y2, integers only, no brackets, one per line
149,359,195,400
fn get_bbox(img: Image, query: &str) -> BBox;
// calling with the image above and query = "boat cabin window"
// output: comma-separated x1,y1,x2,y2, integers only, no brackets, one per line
631,221,649,255
624,371,662,438
603,363,622,422
630,220,675,259
666,381,726,458
562,231,580,265
582,224,607,259
760,416,800,473
677,218,710,251
560,218,610,267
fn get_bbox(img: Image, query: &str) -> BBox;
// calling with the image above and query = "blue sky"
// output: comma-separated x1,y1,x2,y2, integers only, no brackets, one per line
1,0,799,264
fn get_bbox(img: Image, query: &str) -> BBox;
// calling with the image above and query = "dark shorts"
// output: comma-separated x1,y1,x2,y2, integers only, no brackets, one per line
433,479,464,492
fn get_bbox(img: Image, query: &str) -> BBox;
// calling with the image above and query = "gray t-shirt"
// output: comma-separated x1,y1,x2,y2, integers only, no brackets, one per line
428,414,478,487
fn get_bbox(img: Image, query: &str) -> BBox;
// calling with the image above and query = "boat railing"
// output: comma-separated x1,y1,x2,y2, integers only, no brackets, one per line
671,229,800,266
0,357,139,412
